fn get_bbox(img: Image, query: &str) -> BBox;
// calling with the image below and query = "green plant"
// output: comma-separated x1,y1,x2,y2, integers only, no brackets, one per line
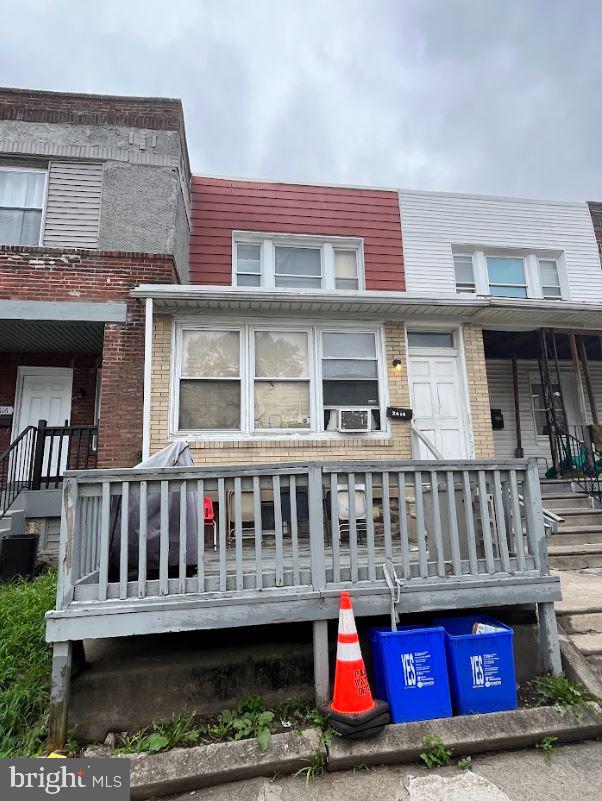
274,697,336,746
457,756,473,771
536,735,558,765
419,735,453,768
202,698,274,752
534,673,600,722
0,571,57,757
294,749,326,787
117,712,201,754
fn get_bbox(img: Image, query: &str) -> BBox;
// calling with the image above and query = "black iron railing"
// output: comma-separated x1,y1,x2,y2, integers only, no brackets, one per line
555,429,602,503
0,420,98,518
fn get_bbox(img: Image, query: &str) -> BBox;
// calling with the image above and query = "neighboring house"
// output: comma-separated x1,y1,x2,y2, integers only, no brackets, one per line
0,88,190,552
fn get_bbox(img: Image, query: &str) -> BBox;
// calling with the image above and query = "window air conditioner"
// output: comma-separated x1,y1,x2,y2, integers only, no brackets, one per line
337,409,371,433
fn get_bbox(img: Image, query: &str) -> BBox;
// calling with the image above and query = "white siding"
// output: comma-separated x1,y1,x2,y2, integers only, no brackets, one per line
487,358,602,467
399,190,602,302
43,161,103,248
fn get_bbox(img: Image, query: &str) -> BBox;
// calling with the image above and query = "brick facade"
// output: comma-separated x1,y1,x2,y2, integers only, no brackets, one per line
463,323,495,458
0,246,177,467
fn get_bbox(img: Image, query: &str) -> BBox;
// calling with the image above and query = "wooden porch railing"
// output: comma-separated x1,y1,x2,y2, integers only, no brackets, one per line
53,458,551,612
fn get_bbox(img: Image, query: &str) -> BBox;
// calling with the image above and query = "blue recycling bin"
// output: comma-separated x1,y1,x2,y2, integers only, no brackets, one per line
369,626,452,724
434,615,517,715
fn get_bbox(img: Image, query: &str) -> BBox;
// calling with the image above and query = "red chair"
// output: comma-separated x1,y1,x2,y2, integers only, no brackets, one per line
203,497,217,550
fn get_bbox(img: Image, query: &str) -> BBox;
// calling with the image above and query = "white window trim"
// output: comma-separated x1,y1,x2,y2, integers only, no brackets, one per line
171,317,388,441
232,231,365,291
0,164,48,247
451,246,568,300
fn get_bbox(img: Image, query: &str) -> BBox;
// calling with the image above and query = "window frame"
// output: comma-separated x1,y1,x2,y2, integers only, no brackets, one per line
538,257,562,300
452,253,476,294
172,319,388,440
232,231,365,291
0,164,48,247
485,255,529,298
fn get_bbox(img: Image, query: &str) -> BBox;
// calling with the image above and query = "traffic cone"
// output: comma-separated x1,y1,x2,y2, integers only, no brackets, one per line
331,591,375,714
322,591,389,738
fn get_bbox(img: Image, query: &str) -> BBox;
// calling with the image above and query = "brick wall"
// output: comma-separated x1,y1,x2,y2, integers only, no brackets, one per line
150,316,413,464
0,87,184,132
0,246,177,467
463,323,495,458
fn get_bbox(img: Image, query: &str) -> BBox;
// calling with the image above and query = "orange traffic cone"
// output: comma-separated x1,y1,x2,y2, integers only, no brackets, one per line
331,591,375,714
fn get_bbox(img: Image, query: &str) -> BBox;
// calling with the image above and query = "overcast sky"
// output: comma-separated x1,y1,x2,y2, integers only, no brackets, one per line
1,0,600,200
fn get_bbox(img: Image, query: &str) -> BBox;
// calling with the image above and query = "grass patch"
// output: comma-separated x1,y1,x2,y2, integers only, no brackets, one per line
0,571,57,757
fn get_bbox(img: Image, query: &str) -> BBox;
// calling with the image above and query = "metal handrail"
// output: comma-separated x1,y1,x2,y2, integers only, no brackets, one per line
0,425,37,518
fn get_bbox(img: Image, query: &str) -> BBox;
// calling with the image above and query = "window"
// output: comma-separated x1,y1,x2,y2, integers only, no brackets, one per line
539,259,561,299
233,233,363,290
178,330,241,430
175,324,385,436
0,168,46,246
530,380,562,437
254,331,310,429
407,331,454,348
453,254,475,293
486,256,528,298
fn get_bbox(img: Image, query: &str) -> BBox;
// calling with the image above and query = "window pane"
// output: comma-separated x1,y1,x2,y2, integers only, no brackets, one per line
179,380,240,429
0,170,45,208
453,255,474,283
236,273,261,287
0,209,24,245
487,257,526,285
334,250,358,279
407,331,454,348
323,332,376,358
275,246,321,277
543,286,562,299
237,243,261,274
322,359,378,379
255,331,309,378
534,410,548,436
254,381,310,429
335,277,359,290
539,260,559,284
274,274,322,289
181,330,239,377
323,380,379,406
490,285,528,298
20,210,42,245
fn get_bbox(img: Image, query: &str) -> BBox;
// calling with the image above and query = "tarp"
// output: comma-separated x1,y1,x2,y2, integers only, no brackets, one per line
109,440,200,574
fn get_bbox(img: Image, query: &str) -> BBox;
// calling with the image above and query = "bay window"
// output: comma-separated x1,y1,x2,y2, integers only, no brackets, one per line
233,232,363,290
0,167,46,246
175,324,385,436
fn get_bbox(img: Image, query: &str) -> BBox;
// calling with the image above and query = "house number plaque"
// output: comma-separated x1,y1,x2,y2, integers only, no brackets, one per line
386,406,413,421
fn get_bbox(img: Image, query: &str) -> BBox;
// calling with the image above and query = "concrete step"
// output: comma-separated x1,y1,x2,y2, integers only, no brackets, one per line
549,542,602,570
558,611,602,634
543,495,592,511
588,654,602,679
556,509,602,527
540,479,579,495
550,531,602,547
0,509,25,536
570,632,602,656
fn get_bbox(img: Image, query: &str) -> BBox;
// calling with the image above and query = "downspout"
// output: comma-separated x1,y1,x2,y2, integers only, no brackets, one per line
142,296,153,460
511,346,524,458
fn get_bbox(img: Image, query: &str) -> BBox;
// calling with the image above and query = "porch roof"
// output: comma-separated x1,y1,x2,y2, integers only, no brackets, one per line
131,285,602,329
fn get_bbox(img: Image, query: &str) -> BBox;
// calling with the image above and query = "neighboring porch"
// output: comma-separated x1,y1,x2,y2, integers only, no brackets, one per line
45,456,561,748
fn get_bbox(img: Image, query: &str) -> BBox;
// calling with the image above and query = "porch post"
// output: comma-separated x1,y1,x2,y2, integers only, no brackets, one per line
537,602,562,676
568,333,588,427
142,297,153,460
47,641,72,752
308,464,329,704
577,335,598,425
312,620,330,705
511,353,524,458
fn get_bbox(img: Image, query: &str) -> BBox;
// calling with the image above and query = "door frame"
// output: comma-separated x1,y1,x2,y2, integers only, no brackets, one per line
11,366,74,441
406,326,473,459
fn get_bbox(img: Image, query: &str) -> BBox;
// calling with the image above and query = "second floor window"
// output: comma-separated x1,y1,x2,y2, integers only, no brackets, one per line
453,254,476,293
233,233,364,290
539,259,562,299
486,256,528,298
0,168,46,246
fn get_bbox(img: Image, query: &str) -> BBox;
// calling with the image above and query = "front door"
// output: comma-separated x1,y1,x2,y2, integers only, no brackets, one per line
13,368,73,476
409,354,469,459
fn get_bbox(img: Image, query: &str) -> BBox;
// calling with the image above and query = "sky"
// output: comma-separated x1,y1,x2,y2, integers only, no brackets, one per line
1,0,600,201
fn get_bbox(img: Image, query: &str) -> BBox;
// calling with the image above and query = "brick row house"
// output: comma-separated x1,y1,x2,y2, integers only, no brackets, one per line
0,88,190,554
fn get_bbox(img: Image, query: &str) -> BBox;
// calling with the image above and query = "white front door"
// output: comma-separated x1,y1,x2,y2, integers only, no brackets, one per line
13,368,73,476
409,355,469,459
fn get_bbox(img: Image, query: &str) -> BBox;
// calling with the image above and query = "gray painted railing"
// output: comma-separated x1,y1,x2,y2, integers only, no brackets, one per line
55,458,549,611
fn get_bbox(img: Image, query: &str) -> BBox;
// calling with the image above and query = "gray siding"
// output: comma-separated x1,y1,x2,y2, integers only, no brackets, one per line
42,161,103,248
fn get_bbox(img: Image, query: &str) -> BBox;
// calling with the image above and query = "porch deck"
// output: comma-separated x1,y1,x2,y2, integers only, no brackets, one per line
45,457,562,749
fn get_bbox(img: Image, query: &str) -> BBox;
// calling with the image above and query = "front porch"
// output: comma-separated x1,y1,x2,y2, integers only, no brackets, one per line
46,456,561,748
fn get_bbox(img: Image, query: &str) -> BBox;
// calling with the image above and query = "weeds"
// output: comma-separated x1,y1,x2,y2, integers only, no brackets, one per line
117,712,201,754
535,736,558,765
457,756,473,771
294,749,326,787
0,572,57,758
419,734,453,768
533,673,600,723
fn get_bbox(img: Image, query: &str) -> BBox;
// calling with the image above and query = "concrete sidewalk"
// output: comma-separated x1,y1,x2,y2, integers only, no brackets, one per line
168,740,602,801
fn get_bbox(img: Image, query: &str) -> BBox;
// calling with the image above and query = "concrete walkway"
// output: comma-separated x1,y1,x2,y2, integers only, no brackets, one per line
167,741,602,801
554,568,602,680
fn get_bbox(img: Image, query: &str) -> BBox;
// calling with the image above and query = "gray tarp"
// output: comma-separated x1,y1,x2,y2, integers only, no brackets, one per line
109,440,200,573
